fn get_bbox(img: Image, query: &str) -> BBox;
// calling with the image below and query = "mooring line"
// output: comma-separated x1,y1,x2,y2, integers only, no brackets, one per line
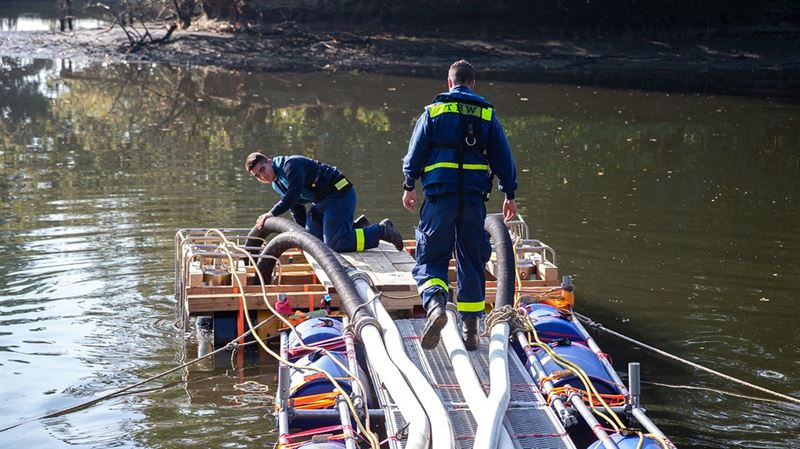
573,311,800,406
0,317,274,433
642,381,790,404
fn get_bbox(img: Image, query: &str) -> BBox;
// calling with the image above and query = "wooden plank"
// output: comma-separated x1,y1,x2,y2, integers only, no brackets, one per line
184,277,559,314
306,241,417,294
187,284,327,295
186,291,336,314
384,246,417,264
278,263,314,273
276,272,318,284
394,262,417,272
537,261,559,282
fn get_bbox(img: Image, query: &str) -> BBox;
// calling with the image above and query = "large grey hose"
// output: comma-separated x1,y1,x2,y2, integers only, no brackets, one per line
255,226,374,323
484,215,516,308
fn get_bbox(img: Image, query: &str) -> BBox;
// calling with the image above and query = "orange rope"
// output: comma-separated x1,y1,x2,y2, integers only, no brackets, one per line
284,391,341,410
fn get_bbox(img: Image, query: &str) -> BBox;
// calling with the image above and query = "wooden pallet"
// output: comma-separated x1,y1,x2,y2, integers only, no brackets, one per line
185,249,331,315
184,240,561,315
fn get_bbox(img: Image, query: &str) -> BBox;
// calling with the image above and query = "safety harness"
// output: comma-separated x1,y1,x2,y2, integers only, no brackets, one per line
426,95,496,219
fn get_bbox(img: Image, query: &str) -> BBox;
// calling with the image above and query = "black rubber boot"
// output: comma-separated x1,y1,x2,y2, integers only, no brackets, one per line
462,317,480,351
353,214,370,228
379,218,404,251
420,294,447,350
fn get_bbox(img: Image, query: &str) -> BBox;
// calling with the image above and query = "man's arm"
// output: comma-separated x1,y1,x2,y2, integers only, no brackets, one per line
268,159,305,217
401,112,431,210
486,114,519,221
402,112,431,191
486,115,518,200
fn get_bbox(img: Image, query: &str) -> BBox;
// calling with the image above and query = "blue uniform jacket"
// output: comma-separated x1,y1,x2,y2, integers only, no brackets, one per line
403,86,517,199
268,155,348,225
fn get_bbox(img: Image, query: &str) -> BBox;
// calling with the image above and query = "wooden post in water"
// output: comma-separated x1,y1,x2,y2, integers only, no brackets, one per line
58,0,73,32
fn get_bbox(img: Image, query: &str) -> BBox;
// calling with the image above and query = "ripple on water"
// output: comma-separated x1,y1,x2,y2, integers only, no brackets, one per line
755,369,785,380
687,311,739,323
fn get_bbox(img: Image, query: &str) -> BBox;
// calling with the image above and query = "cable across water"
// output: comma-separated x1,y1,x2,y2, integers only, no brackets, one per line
573,311,800,406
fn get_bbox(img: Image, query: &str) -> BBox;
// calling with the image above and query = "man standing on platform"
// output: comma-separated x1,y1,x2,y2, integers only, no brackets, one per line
401,60,518,351
245,153,404,253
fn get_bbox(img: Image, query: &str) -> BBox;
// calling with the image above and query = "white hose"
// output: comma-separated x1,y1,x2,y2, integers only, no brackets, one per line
348,271,431,449
440,309,515,449
372,299,456,449
474,322,511,449
360,325,431,449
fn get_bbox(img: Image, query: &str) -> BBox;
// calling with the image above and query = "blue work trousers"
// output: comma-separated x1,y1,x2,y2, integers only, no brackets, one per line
413,193,491,319
306,188,381,253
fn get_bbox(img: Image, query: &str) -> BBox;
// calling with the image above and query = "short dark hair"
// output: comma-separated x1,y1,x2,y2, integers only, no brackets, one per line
245,152,268,171
448,60,474,85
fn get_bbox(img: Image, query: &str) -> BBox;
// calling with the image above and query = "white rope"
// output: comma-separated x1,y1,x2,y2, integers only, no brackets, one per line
574,311,800,406
642,381,790,405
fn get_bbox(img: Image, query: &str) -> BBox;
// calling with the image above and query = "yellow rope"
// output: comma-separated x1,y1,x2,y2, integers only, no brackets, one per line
205,229,380,449
525,313,625,431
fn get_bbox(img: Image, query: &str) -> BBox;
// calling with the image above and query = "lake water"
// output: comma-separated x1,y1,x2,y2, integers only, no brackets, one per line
1,57,799,448
0,0,104,32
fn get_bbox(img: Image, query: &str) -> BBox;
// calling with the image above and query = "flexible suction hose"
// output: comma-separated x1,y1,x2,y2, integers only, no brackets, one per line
440,309,516,449
339,264,440,449
253,218,373,322
484,214,516,308
473,215,516,449
253,222,429,448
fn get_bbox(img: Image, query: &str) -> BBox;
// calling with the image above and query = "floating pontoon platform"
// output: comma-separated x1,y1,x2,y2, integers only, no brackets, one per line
176,228,561,319
175,219,674,449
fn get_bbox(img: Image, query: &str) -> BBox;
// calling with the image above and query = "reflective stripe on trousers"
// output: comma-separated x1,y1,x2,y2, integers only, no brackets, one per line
305,188,380,253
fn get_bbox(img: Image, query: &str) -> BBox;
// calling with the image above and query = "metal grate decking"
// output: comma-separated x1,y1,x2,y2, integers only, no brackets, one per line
366,318,576,449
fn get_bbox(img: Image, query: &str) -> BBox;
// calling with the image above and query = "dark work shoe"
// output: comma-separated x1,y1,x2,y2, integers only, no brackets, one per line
420,295,448,350
462,317,480,351
353,214,370,228
379,218,404,251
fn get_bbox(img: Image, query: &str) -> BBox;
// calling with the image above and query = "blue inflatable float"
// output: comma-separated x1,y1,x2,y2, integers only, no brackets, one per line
287,317,344,351
297,442,346,449
523,303,585,342
586,432,664,449
532,340,621,396
289,350,353,399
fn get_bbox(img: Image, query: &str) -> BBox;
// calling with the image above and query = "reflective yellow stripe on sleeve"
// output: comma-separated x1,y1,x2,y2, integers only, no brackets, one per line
427,102,493,121
355,228,365,252
423,162,489,173
457,300,486,313
335,178,350,190
418,277,450,294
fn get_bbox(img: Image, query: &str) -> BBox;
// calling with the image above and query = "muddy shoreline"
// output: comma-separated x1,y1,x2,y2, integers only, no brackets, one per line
3,24,800,99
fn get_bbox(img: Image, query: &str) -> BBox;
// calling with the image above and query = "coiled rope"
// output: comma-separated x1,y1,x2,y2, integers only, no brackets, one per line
482,305,527,335
574,311,800,406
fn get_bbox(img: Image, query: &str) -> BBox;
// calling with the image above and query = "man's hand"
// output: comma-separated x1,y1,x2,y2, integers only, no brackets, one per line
256,212,274,229
402,189,417,210
503,199,518,222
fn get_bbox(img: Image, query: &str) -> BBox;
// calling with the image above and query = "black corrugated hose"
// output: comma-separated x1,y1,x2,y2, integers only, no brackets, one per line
484,215,515,309
252,217,374,323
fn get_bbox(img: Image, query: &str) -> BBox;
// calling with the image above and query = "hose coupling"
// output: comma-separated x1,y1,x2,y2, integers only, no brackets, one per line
353,316,382,336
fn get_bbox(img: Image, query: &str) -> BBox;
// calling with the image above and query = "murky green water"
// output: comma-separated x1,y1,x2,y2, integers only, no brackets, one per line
1,57,799,448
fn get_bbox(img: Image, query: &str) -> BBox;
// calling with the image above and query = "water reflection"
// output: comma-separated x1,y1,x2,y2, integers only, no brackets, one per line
0,1,105,32
0,57,799,448
0,16,105,31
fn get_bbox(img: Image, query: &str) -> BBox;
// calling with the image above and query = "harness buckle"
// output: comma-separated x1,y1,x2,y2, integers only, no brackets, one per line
464,136,477,147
